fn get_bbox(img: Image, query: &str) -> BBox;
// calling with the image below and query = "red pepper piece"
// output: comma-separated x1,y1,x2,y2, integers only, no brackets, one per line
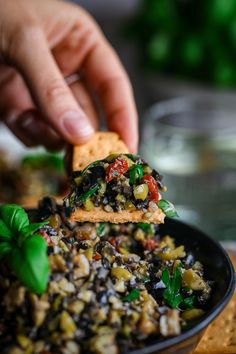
108,236,117,247
143,239,157,251
93,253,102,261
105,158,128,183
142,175,159,202
38,231,51,246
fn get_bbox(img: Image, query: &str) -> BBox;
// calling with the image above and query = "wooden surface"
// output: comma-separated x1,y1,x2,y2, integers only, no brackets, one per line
194,253,236,354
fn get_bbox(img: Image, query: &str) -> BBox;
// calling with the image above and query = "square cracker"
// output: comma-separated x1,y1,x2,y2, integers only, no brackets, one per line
69,207,166,224
194,254,236,354
72,131,129,171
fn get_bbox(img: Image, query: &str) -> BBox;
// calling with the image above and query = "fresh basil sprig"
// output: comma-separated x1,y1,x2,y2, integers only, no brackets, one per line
0,204,49,294
158,199,178,217
161,266,196,309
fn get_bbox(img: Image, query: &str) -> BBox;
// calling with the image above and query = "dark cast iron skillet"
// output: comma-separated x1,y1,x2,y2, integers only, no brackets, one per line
128,218,235,354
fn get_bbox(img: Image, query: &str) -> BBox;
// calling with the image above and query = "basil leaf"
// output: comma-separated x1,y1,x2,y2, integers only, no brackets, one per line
170,293,184,308
20,222,48,241
129,164,143,185
158,200,178,217
172,266,182,295
122,289,140,302
161,267,170,286
9,234,49,294
0,220,12,239
0,204,29,235
162,266,183,308
0,242,12,259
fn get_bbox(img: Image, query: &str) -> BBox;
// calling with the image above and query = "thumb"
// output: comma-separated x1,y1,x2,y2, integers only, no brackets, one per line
11,27,94,144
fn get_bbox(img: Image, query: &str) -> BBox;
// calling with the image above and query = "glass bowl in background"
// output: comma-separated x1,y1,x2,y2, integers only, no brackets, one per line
141,94,236,241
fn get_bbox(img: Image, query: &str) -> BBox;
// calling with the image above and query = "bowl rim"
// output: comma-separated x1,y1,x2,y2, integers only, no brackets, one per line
129,218,235,354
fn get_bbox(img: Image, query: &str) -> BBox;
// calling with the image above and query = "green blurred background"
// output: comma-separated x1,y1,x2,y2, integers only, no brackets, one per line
128,0,236,88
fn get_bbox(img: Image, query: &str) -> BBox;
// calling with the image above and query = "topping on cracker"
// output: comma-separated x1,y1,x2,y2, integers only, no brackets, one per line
64,153,177,223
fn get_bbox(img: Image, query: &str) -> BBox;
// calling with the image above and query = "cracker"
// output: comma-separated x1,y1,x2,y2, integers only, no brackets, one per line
194,253,236,354
69,207,166,224
72,131,129,171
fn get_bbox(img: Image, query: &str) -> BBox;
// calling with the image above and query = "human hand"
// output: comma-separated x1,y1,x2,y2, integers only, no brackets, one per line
0,0,138,152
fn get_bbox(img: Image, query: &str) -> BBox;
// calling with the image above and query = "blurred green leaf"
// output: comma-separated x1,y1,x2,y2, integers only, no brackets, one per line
147,33,171,67
181,36,204,68
210,0,236,24
213,61,236,87
21,153,64,172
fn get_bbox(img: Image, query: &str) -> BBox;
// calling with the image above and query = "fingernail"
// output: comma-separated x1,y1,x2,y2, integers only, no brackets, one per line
62,111,94,140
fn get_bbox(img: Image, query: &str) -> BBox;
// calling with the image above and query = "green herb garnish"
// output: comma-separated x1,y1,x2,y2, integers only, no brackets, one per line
96,222,108,236
158,199,178,217
137,223,154,235
126,154,139,161
78,184,100,203
79,160,101,176
161,266,195,309
162,266,183,308
129,164,144,185
0,204,49,294
122,288,140,302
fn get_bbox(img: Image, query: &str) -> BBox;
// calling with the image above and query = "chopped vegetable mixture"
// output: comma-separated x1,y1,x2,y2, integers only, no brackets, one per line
0,198,211,354
64,154,177,218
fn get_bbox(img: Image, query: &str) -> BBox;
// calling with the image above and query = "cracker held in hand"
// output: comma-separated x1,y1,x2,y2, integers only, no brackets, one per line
64,151,177,223
72,132,129,171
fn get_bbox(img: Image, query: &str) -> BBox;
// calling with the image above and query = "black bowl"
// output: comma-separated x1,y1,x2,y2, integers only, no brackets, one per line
129,218,235,354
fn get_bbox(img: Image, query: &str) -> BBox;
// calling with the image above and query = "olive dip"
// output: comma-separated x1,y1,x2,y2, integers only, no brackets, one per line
0,198,212,354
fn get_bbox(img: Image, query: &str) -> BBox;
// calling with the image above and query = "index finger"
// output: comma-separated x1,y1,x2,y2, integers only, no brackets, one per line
82,38,139,153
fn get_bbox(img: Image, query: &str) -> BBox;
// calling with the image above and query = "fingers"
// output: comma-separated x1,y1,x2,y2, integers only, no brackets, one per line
82,39,139,152
51,14,139,152
0,66,64,150
9,27,95,145
0,65,98,150
6,111,64,151
70,80,98,130
0,66,33,117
